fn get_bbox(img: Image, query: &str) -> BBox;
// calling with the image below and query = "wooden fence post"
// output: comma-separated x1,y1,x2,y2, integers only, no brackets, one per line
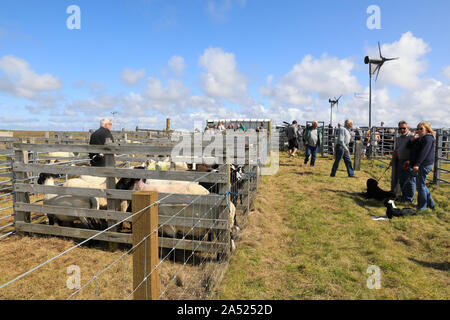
104,140,118,249
433,129,442,186
217,160,231,258
14,147,31,229
166,118,171,134
132,191,160,300
354,140,362,171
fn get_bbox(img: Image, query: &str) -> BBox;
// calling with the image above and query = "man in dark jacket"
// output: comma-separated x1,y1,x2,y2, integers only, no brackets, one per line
286,120,299,157
89,118,114,167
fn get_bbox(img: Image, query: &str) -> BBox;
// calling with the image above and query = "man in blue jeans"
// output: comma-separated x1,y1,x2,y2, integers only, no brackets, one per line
304,121,322,167
330,119,355,177
391,121,415,203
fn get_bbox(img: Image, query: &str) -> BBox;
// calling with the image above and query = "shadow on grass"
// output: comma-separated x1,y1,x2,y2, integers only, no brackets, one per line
279,163,299,167
323,188,386,209
294,172,314,176
408,258,450,272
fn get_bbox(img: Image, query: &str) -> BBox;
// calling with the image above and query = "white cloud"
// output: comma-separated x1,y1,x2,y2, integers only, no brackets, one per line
261,54,361,107
443,66,450,81
206,0,247,22
168,55,186,76
25,105,41,114
0,54,62,99
199,47,251,105
121,68,146,86
367,32,430,90
144,77,191,111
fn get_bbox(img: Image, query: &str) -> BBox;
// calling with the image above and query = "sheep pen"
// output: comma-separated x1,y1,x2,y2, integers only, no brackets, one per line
0,131,263,300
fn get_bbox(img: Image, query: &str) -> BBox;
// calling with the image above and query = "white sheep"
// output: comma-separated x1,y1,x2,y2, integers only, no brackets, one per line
47,152,75,164
136,180,236,250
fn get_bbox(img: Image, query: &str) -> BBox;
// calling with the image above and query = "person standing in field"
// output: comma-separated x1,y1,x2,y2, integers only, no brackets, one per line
407,122,436,211
89,118,114,167
303,121,322,167
330,119,355,178
391,121,415,203
286,120,299,157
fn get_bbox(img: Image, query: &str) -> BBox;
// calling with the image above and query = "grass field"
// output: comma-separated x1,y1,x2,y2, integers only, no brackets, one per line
216,152,449,300
0,142,448,300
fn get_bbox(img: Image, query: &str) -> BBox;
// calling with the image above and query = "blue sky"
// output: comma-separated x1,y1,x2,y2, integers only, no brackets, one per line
1,0,449,131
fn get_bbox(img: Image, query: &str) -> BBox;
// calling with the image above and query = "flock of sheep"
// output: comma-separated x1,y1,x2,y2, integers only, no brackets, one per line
37,153,241,251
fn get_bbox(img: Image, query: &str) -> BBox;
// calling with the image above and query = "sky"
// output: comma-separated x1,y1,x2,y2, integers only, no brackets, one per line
0,0,449,131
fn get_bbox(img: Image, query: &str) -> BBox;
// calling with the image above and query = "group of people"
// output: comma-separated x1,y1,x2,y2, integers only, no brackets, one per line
286,119,436,211
391,121,435,211
204,122,267,133
285,120,324,168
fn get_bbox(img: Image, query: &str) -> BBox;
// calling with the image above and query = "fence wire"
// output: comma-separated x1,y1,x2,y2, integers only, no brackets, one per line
0,158,257,300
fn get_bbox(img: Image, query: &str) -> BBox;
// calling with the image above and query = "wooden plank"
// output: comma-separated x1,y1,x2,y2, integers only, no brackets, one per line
132,191,160,300
15,202,131,221
13,142,231,154
14,183,228,205
16,202,229,231
104,154,117,244
158,237,226,252
13,143,179,154
159,215,228,230
15,222,227,252
13,163,227,183
158,203,227,220
14,149,30,226
114,156,218,164
15,221,130,244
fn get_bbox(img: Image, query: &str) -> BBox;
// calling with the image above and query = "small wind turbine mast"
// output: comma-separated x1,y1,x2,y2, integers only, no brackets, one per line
364,42,399,127
328,95,342,127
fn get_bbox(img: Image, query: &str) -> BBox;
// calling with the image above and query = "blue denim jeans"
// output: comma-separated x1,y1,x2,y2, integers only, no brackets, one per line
416,164,435,210
330,145,354,177
304,145,318,167
397,159,416,203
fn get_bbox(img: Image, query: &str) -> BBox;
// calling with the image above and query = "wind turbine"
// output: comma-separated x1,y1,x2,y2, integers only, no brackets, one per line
364,42,399,127
111,111,118,130
328,95,342,127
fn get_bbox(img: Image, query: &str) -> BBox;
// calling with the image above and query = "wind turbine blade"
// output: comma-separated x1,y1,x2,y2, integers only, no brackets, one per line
337,95,342,101
375,65,382,81
378,42,382,58
385,57,399,61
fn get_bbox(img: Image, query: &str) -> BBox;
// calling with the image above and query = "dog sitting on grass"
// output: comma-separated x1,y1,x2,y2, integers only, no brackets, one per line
384,199,419,219
365,178,396,201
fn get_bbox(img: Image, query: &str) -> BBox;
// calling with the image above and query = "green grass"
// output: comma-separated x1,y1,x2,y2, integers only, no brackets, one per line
216,152,449,300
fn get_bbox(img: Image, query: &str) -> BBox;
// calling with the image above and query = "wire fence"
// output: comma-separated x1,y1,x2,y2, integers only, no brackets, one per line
0,133,261,300
277,123,449,188
0,164,257,300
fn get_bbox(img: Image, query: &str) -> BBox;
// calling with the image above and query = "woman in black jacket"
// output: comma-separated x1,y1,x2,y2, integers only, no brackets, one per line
408,122,435,210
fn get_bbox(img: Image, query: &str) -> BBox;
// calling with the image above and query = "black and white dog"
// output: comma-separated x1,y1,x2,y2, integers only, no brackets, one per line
384,199,419,219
